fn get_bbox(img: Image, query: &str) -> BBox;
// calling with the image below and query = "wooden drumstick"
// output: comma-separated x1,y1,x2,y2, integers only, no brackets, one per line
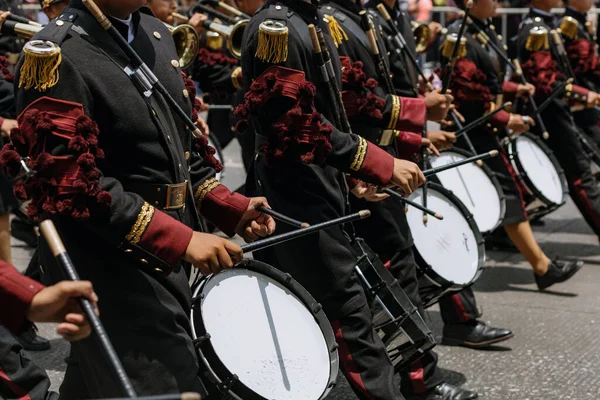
39,220,137,398
383,189,444,220
257,206,310,229
423,150,499,177
104,393,202,400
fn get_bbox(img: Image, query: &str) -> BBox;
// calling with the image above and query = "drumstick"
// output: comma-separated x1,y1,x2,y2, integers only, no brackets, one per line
453,102,512,137
241,210,371,253
383,189,444,220
535,78,575,115
423,150,498,177
104,393,202,400
39,220,138,398
257,206,310,229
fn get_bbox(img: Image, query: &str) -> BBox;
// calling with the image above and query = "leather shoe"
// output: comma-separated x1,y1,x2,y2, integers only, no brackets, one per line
442,320,513,349
18,323,50,351
408,382,478,400
535,259,583,291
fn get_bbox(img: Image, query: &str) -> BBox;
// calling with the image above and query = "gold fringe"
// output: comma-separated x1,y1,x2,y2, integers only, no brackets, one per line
350,137,368,171
206,31,224,51
19,46,62,92
126,202,155,245
441,34,466,59
558,16,578,40
195,177,221,208
256,22,289,64
324,15,348,47
525,27,549,51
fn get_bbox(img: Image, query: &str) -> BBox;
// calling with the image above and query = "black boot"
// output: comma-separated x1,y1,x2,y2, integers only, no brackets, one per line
408,382,478,400
535,259,584,291
442,320,513,349
18,322,50,351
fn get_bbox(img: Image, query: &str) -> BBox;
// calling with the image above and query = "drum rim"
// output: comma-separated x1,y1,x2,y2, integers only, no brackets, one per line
431,147,507,233
410,182,486,298
507,132,568,207
190,259,339,400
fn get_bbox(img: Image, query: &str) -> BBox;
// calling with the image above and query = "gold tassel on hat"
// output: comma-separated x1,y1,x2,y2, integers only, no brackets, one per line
558,16,578,39
525,26,549,51
441,33,467,59
324,14,348,47
19,40,62,92
256,20,289,64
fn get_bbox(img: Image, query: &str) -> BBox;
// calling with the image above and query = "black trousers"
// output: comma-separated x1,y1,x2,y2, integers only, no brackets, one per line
351,196,444,396
573,109,600,147
250,162,405,400
542,101,600,237
438,288,480,325
0,326,57,400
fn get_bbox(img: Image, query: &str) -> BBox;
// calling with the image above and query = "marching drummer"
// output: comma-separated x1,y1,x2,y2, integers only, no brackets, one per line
517,0,600,241
3,0,276,397
444,0,583,291
234,0,438,397
313,1,481,398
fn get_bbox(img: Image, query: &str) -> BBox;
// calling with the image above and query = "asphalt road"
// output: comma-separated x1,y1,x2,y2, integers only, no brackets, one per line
11,140,600,400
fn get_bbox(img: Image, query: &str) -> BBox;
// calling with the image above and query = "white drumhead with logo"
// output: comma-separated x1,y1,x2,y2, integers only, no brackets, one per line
515,135,563,205
407,187,481,285
429,151,504,233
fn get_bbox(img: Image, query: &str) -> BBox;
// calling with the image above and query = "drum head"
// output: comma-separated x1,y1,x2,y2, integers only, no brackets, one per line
193,267,332,400
430,151,504,233
514,135,564,205
407,186,481,285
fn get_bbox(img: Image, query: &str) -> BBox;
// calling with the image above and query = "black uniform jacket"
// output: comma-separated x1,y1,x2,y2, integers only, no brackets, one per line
7,2,250,276
321,0,425,159
561,7,600,92
445,17,515,133
516,9,590,108
238,0,397,217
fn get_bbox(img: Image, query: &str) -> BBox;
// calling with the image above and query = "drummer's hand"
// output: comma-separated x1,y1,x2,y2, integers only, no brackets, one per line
425,88,453,122
184,232,243,275
516,83,535,98
421,137,440,156
0,11,9,27
189,12,208,35
427,130,456,151
507,114,534,134
351,181,389,202
235,197,276,242
388,159,426,195
586,91,600,108
27,281,98,342
195,116,209,137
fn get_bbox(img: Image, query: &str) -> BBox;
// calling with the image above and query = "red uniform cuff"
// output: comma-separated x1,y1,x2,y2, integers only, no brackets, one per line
491,110,511,127
503,81,520,94
395,131,423,160
201,185,250,237
346,175,359,191
394,97,427,133
353,140,395,185
138,209,193,272
0,263,44,333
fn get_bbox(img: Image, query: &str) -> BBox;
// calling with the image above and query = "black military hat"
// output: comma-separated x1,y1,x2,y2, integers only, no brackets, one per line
38,0,65,6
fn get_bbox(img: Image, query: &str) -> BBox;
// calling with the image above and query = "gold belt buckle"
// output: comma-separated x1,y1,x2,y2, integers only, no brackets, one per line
165,181,187,210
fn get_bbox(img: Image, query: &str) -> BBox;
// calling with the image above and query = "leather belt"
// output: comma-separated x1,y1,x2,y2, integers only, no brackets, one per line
128,181,188,210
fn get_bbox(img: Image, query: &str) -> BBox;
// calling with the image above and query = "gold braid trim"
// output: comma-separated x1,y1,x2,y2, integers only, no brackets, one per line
231,66,243,90
324,15,348,47
350,137,368,171
125,202,155,245
195,177,221,208
387,95,401,129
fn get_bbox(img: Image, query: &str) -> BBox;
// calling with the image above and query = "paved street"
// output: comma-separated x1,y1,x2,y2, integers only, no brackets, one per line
12,141,600,399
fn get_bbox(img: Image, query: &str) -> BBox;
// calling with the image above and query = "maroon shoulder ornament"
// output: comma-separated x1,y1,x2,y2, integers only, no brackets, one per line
182,72,223,172
0,97,111,222
233,66,333,166
340,56,385,120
